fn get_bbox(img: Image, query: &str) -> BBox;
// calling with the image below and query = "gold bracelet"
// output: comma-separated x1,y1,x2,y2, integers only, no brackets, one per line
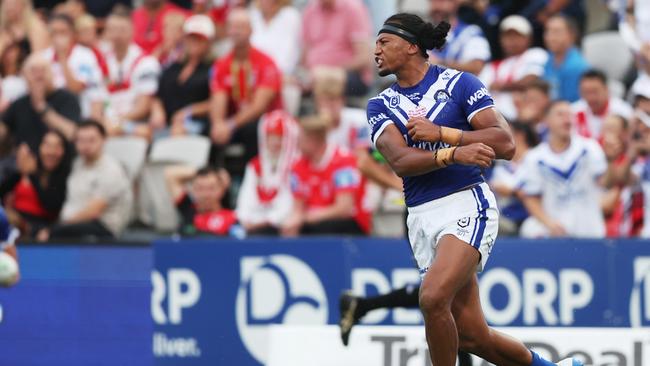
433,147,457,167
440,126,463,146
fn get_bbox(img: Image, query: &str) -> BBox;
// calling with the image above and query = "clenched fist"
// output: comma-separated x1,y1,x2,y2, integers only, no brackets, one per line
407,116,440,142
453,143,495,169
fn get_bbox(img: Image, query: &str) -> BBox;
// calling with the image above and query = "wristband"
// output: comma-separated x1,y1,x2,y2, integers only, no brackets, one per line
440,126,463,146
433,147,457,168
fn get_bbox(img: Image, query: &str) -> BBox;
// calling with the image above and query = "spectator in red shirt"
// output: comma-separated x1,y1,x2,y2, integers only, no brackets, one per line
210,7,283,164
301,0,372,96
600,114,644,237
281,114,370,236
132,0,188,55
165,165,237,236
0,130,71,236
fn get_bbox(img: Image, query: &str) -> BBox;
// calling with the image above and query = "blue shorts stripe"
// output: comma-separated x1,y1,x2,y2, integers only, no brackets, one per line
473,185,490,248
469,187,481,245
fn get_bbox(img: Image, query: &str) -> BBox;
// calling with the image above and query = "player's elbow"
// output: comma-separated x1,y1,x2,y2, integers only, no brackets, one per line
498,137,516,161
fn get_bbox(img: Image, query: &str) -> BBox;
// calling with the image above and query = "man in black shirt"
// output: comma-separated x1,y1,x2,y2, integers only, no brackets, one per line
149,15,214,136
0,54,81,152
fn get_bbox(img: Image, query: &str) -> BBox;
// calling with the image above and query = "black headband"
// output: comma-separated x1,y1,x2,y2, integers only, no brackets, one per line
378,24,418,45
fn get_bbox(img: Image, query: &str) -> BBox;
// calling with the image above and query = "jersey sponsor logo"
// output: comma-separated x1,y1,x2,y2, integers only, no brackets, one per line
408,138,450,152
368,113,389,126
457,217,470,228
236,255,328,363
467,87,490,106
434,90,451,103
389,95,400,108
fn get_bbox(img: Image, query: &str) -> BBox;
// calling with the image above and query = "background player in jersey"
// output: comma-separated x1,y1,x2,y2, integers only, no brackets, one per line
0,206,20,287
368,13,581,366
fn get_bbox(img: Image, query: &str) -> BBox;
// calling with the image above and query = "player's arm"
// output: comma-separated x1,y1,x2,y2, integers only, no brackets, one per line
407,108,514,160
520,194,567,237
357,150,402,190
376,123,495,177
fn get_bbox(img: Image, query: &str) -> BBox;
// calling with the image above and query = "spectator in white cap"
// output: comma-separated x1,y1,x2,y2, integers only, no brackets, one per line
479,15,548,120
572,69,632,141
149,14,215,137
101,5,161,140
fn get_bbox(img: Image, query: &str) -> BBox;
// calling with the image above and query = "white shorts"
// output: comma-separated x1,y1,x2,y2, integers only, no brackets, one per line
406,182,499,277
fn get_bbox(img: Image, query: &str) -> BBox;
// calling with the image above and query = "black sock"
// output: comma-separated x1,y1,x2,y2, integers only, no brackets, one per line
458,351,473,366
357,285,420,316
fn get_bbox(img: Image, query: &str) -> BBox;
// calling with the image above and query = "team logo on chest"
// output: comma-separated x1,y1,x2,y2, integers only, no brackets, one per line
434,90,451,103
389,95,400,108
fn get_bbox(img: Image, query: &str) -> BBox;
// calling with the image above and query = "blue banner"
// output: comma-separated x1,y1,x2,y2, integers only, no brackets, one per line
152,238,650,366
0,245,152,366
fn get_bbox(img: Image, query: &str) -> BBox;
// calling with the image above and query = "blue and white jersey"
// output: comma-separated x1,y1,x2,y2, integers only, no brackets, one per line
367,65,494,207
432,21,491,63
517,136,606,238
0,206,18,250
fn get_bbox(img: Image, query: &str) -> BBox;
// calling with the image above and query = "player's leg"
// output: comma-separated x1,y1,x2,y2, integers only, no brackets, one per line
418,234,480,366
453,274,562,366
339,285,419,345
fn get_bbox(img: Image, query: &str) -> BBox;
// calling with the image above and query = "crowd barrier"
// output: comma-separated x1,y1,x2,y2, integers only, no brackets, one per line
1,238,649,365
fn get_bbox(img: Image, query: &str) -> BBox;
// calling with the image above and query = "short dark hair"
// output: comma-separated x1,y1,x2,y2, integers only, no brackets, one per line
547,99,571,115
581,69,608,85
509,121,540,148
525,79,551,95
109,4,132,18
383,13,450,58
196,167,219,178
49,13,75,29
77,119,106,138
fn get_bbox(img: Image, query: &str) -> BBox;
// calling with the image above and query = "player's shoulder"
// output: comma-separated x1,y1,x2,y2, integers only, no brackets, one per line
457,22,484,37
576,135,604,154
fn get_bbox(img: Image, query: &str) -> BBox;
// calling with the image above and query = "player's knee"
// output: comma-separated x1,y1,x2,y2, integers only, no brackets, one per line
419,287,451,317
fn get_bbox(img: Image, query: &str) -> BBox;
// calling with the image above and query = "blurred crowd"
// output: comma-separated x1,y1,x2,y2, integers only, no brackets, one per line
0,0,649,242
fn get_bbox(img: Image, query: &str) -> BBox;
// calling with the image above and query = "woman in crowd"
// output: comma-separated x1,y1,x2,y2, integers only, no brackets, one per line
0,130,72,237
0,40,28,112
236,110,298,235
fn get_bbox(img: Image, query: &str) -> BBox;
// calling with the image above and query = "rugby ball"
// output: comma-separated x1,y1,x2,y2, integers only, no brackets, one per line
0,251,18,286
